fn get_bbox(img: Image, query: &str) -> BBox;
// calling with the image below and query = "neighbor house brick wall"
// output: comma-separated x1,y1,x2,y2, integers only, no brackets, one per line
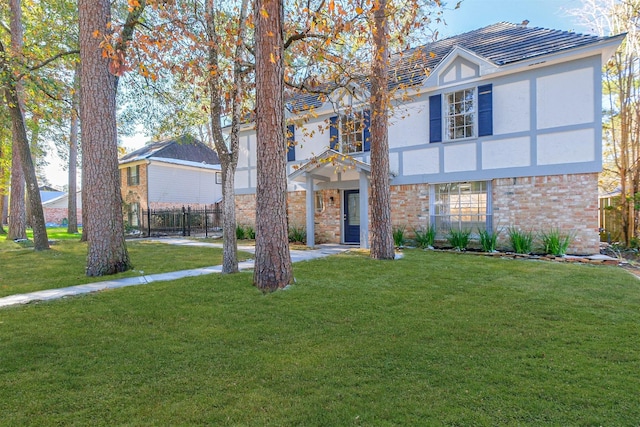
120,163,149,210
493,173,600,254
44,207,83,226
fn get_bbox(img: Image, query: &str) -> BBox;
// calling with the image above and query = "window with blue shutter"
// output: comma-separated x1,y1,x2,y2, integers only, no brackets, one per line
363,109,371,152
329,116,339,150
286,124,295,162
330,111,370,152
429,94,442,143
478,84,493,137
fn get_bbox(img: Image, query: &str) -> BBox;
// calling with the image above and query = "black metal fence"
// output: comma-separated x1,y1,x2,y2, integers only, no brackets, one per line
133,206,222,237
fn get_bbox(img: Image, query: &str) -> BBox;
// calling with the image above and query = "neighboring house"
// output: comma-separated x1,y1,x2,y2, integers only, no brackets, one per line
39,187,66,204
42,191,83,226
119,135,222,227
232,22,624,254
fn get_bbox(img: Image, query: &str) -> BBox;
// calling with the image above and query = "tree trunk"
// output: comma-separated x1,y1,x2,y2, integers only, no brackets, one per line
220,166,238,272
253,0,293,291
6,137,26,241
3,84,49,250
5,0,27,242
369,0,395,260
79,0,131,275
0,194,5,234
67,64,79,234
205,0,248,274
2,0,48,249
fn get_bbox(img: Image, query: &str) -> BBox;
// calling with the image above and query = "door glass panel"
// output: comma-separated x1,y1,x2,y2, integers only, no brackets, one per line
348,193,360,226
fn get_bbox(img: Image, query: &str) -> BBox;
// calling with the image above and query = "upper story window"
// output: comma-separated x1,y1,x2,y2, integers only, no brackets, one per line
429,84,493,143
446,88,475,140
330,110,370,153
286,124,296,162
127,165,140,186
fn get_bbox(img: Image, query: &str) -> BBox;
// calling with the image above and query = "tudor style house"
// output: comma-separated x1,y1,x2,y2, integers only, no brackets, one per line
119,135,222,227
232,23,624,254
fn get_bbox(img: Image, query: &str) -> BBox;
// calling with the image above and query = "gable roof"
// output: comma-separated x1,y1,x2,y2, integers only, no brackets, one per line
119,135,220,165
288,22,621,111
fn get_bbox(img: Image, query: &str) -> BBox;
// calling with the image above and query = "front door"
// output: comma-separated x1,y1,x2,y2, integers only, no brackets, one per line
343,190,360,244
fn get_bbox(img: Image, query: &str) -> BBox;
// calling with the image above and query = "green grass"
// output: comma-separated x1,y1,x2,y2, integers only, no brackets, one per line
0,239,252,298
26,226,84,241
1,250,639,425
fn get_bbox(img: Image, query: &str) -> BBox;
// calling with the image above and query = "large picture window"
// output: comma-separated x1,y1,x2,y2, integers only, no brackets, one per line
432,181,490,237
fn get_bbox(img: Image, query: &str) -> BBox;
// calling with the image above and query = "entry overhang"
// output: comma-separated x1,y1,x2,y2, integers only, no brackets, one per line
289,149,372,249
288,149,371,185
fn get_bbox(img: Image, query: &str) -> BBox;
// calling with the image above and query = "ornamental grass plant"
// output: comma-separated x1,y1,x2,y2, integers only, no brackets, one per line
392,225,406,247
540,228,573,256
478,228,499,252
447,228,471,250
508,227,534,254
413,224,436,249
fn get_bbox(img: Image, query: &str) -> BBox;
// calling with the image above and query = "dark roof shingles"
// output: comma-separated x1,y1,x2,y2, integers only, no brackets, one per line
288,22,612,110
120,135,220,165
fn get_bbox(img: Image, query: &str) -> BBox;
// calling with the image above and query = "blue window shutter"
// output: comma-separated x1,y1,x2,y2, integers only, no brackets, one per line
478,84,493,137
363,110,371,151
329,115,339,150
429,94,442,143
286,125,295,161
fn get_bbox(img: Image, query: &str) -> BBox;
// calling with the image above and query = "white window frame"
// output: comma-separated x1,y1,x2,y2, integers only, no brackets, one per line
430,181,492,237
339,111,365,153
445,87,476,141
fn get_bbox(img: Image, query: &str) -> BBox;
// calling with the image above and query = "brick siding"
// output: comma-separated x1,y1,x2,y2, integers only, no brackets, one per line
493,173,599,254
233,172,599,254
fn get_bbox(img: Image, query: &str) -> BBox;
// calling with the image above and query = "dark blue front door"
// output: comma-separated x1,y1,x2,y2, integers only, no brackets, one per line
344,190,360,244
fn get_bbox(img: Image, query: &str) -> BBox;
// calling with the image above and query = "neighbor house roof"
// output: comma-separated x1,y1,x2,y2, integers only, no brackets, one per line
288,22,622,112
119,135,220,165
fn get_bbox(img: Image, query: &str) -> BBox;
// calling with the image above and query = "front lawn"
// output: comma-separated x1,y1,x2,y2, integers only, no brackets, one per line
0,239,252,298
0,250,638,425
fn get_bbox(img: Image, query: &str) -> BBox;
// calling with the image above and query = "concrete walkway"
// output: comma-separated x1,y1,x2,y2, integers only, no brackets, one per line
0,239,352,309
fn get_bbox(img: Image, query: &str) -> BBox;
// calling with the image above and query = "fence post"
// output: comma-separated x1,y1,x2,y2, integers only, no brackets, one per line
205,205,208,238
187,206,191,237
182,206,186,236
147,207,151,237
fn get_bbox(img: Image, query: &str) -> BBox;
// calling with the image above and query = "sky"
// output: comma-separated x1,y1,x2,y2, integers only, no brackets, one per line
43,0,590,189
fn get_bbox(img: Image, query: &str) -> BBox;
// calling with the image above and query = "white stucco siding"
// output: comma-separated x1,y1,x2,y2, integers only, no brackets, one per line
389,152,400,176
237,134,251,168
536,67,594,129
493,81,530,135
389,100,428,148
444,143,476,173
235,170,250,189
482,137,531,169
442,66,457,84
248,134,257,168
294,117,332,159
148,163,221,204
537,128,595,165
402,147,439,175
